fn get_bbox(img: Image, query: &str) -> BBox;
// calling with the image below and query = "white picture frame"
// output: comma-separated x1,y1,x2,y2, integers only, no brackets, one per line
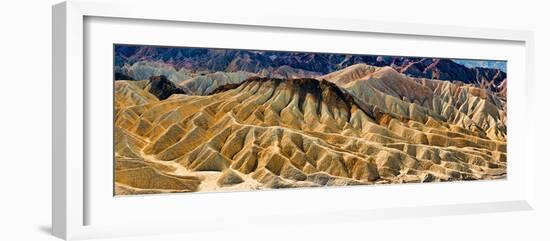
52,0,535,240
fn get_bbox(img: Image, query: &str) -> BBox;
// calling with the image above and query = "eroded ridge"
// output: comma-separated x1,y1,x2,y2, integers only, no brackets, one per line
114,69,506,195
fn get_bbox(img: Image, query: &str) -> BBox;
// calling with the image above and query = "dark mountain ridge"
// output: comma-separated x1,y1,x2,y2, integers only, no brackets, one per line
115,45,506,90
146,75,186,100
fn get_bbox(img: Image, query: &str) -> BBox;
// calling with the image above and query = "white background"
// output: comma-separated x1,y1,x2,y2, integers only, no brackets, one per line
0,0,548,240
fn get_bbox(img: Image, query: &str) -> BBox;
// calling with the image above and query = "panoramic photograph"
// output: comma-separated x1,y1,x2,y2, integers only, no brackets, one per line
113,44,507,195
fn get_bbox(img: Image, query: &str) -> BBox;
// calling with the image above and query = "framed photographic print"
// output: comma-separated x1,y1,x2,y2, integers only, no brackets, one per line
52,0,535,240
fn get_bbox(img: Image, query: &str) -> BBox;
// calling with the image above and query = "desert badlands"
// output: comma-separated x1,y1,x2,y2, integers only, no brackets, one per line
113,46,507,195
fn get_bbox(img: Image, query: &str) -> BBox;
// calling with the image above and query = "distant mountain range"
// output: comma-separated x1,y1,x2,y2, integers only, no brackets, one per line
114,45,507,93
452,60,507,72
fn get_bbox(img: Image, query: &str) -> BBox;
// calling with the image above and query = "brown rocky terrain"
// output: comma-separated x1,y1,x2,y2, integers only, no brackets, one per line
114,64,506,195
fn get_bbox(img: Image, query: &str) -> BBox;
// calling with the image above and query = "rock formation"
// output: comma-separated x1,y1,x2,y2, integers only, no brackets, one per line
114,67,507,195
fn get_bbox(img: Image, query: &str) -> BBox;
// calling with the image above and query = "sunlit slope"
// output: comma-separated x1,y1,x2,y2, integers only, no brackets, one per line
321,64,507,141
114,73,506,194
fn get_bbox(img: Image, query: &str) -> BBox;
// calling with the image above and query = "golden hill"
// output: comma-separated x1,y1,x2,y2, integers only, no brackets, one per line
321,65,507,141
114,72,506,195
